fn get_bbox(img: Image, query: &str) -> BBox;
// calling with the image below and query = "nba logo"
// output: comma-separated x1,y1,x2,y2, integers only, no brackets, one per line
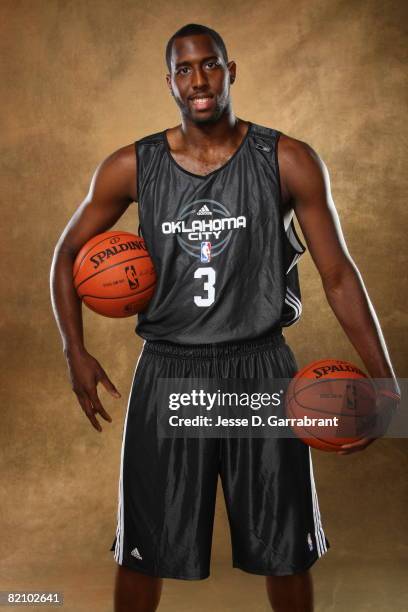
201,242,211,263
125,265,139,289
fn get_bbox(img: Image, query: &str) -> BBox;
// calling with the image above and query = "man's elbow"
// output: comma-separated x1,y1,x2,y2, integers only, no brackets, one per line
320,258,361,294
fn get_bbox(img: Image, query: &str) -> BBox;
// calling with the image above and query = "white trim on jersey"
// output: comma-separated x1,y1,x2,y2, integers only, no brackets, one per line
284,287,302,324
286,251,302,275
114,341,146,564
308,447,328,557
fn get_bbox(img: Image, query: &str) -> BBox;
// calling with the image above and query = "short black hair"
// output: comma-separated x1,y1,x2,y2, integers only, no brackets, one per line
165,23,228,72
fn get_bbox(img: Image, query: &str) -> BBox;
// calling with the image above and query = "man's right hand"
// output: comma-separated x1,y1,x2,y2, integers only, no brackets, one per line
50,144,135,429
64,347,121,432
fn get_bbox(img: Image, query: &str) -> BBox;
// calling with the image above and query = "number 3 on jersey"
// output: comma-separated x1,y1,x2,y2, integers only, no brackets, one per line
194,267,216,307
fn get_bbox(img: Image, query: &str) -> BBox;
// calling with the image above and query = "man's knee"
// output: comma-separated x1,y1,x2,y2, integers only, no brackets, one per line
265,570,314,612
114,565,163,612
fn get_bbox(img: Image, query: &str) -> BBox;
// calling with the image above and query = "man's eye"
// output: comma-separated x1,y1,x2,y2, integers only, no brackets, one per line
177,67,190,75
206,61,219,69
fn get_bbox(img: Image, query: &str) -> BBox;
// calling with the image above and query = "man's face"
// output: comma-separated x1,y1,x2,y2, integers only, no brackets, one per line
166,34,236,124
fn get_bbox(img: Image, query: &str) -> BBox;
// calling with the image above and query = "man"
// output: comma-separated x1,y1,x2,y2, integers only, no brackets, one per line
50,23,400,612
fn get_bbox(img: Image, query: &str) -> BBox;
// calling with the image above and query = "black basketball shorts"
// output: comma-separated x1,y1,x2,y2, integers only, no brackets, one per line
109,330,330,579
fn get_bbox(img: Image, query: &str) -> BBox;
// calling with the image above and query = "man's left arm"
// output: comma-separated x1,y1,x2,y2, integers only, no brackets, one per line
278,135,401,453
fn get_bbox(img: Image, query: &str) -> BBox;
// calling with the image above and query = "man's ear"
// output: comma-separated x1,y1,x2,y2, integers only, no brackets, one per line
227,60,236,84
166,74,174,95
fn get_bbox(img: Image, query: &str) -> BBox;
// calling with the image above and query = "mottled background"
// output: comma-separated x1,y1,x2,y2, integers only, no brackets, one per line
1,0,407,610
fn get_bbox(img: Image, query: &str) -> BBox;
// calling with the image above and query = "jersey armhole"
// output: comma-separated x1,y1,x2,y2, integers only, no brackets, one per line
134,140,139,203
274,130,306,257
135,141,144,238
274,130,284,210
287,216,306,254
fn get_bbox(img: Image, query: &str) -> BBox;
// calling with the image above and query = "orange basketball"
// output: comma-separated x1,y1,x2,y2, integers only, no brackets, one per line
73,231,157,318
285,359,377,452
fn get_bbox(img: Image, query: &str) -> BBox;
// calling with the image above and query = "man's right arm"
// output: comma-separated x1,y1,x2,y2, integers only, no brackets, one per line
50,144,137,432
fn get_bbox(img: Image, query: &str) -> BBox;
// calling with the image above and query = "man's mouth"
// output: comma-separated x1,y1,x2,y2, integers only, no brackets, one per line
190,96,214,111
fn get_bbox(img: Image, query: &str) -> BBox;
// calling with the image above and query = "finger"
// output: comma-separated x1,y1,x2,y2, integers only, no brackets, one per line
376,395,400,411
98,370,121,398
77,394,102,432
89,389,112,423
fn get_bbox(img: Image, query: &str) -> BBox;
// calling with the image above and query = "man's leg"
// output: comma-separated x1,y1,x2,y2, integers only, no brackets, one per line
219,336,329,611
114,565,163,612
265,570,314,612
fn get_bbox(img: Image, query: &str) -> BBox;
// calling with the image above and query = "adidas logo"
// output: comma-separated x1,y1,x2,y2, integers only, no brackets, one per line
130,546,143,560
196,204,212,216
255,142,271,152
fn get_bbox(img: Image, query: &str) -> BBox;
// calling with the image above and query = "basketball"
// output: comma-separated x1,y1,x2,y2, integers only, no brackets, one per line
285,359,377,452
73,231,157,318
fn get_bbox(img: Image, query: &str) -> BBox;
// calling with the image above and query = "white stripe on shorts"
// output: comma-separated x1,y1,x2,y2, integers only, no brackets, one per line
114,340,146,564
308,446,328,557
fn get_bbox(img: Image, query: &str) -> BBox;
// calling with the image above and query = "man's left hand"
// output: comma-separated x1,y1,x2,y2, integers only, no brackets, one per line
336,393,399,455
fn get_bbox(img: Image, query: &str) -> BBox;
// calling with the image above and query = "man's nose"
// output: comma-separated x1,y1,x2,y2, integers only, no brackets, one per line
191,66,208,89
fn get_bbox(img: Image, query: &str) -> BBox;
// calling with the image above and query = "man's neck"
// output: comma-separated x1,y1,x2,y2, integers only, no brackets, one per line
178,111,244,150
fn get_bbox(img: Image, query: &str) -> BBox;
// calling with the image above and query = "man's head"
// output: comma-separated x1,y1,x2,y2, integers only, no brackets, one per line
165,24,236,125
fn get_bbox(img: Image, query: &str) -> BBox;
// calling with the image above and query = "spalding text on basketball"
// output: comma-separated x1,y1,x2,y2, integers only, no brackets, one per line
313,364,365,379
90,240,147,269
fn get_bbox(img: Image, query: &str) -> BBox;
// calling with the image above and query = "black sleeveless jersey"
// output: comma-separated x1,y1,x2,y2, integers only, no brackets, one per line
134,121,306,345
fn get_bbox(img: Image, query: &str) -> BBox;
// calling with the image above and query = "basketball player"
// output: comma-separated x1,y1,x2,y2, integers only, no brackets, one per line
50,23,400,612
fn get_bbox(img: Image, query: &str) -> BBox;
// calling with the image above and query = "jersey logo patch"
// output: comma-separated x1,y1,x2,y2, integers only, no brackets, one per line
130,546,143,560
197,204,212,215
201,242,212,262
161,199,247,260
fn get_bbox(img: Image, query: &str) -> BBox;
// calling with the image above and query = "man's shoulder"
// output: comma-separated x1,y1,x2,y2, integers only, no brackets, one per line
275,132,326,197
262,127,318,174
248,122,317,172
105,129,164,167
250,121,311,151
94,143,135,176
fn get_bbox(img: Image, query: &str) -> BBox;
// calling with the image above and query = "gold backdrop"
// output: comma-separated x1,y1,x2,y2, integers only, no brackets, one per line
1,1,407,610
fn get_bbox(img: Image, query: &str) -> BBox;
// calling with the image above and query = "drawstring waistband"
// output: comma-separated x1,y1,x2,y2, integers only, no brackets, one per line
143,328,285,360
